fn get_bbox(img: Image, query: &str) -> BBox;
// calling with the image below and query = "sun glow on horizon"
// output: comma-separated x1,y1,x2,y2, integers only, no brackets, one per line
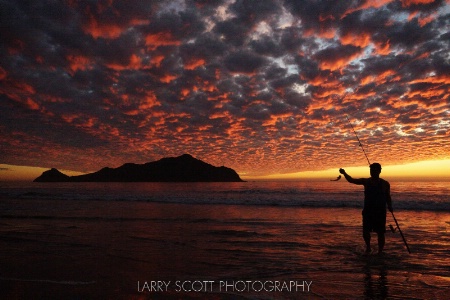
0,165,86,182
2,159,449,182
243,159,450,181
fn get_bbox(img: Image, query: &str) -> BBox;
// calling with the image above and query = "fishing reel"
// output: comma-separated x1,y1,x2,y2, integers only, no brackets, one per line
389,224,397,233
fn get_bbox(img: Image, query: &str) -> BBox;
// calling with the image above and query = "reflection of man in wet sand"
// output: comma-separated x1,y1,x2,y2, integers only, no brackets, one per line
339,163,393,254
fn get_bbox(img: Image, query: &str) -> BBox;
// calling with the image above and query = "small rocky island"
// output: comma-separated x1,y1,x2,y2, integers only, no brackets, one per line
34,154,244,182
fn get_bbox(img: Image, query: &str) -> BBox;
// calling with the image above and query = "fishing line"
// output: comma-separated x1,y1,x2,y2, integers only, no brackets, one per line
345,115,371,165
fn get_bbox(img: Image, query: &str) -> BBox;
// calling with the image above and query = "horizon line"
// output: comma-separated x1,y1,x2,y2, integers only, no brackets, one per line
1,158,450,182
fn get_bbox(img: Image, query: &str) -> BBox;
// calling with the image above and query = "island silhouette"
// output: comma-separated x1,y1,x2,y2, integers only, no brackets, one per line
34,154,244,182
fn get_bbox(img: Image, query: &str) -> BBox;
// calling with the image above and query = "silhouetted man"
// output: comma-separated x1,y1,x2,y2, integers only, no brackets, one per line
339,163,393,254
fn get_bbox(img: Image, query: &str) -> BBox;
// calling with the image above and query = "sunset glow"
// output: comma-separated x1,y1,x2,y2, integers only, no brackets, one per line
1,0,449,180
0,165,85,182
249,159,450,181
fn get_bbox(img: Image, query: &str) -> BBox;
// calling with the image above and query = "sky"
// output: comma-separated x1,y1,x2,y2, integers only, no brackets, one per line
1,0,449,181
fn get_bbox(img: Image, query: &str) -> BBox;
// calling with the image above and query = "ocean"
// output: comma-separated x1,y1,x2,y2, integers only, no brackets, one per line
0,181,449,299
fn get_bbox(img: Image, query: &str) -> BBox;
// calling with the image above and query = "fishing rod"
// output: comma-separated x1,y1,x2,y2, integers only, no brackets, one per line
390,211,411,254
345,115,411,254
345,115,371,165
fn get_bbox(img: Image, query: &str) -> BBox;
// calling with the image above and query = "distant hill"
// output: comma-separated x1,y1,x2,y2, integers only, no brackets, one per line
34,168,70,182
34,154,244,182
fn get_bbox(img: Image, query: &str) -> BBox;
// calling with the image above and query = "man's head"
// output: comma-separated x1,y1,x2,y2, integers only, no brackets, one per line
370,163,382,178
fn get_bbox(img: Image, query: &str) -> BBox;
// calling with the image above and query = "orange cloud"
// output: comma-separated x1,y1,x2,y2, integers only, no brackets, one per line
303,27,336,39
1,80,37,110
150,55,165,67
160,74,178,83
67,54,93,73
373,39,391,55
79,0,151,39
374,70,397,84
342,0,395,18
145,32,181,50
25,98,40,110
314,86,346,99
318,52,362,71
83,14,124,39
340,32,371,48
129,54,142,69
361,75,374,86
123,109,139,116
61,114,78,124
306,97,336,113
200,80,217,93
209,111,231,120
409,74,450,85
106,54,144,71
198,124,213,131
17,82,36,95
139,92,160,110
353,91,377,101
225,118,246,137
408,11,437,27
408,87,447,99
401,0,436,7
184,58,206,70
180,88,190,98
418,13,437,27
263,113,293,126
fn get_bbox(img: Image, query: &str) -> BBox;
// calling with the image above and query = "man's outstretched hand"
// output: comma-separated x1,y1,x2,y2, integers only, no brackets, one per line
339,168,346,175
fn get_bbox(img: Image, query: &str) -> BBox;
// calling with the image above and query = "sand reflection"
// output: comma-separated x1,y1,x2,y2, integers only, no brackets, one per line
363,260,388,299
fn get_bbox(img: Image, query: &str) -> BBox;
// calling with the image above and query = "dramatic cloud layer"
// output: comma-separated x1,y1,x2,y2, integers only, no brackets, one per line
1,0,449,177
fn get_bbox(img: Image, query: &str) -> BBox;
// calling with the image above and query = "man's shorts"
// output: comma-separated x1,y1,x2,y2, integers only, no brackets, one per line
362,209,386,233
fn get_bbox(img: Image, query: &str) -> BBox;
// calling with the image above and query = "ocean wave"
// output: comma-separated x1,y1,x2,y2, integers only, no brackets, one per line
1,182,448,212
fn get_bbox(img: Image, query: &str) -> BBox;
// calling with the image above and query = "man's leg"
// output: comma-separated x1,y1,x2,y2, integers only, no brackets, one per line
362,212,372,253
376,211,387,254
363,230,371,253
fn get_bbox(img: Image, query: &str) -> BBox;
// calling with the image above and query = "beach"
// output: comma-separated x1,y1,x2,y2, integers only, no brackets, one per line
0,181,449,299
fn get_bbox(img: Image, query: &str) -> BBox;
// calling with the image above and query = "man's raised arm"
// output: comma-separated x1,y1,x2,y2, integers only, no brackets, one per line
339,168,365,185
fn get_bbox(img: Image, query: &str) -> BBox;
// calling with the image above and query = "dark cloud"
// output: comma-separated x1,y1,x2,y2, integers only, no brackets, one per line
230,0,281,25
213,18,249,46
388,20,436,48
224,51,267,74
314,44,363,69
284,0,350,30
1,0,449,176
250,36,285,57
180,33,227,61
